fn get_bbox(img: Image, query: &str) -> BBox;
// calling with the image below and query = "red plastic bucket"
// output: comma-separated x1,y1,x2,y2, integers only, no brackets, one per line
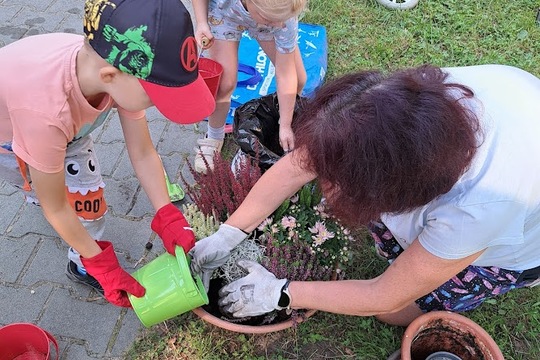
0,323,59,360
199,57,223,99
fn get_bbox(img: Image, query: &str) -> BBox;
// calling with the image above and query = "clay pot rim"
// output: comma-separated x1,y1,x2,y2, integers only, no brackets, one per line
192,307,317,334
193,266,339,334
400,311,505,360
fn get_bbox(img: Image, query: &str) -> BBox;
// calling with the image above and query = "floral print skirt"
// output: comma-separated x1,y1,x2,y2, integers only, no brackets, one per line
368,221,538,313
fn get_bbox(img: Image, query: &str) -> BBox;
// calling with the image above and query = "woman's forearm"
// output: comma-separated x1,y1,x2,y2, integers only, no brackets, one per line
226,153,315,232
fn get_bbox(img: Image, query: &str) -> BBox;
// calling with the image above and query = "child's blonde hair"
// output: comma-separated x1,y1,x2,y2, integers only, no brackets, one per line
250,0,307,22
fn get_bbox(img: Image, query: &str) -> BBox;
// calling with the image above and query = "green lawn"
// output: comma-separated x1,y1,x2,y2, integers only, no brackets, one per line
127,1,540,359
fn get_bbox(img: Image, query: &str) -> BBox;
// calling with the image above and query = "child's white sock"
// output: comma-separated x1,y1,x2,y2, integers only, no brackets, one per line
207,125,225,141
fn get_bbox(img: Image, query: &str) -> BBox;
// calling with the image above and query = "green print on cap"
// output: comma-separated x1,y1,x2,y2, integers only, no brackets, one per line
102,24,154,79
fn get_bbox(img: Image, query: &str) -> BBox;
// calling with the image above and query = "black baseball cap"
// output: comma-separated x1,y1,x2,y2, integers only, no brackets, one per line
83,0,215,124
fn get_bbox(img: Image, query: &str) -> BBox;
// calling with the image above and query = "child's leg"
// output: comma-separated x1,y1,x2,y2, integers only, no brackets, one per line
258,41,306,95
63,135,107,270
194,40,239,173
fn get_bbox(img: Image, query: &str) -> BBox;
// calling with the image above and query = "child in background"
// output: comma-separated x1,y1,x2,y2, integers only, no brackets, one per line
192,0,308,172
0,0,215,307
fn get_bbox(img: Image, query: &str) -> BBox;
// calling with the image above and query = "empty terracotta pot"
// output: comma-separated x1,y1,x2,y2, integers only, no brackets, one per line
400,311,504,360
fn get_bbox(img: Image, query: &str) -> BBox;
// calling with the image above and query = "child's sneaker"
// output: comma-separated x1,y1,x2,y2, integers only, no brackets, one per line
66,260,104,296
194,137,224,173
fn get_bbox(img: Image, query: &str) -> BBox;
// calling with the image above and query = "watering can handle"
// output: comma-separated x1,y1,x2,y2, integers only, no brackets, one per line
44,329,59,360
175,247,203,296
236,63,262,87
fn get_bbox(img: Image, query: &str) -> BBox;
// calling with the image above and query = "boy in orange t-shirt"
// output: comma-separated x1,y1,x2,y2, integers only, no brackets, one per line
0,0,215,307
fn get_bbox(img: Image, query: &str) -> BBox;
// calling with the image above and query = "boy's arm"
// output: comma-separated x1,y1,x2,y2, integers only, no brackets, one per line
275,51,298,152
118,113,170,211
28,167,102,257
119,113,196,254
28,166,144,307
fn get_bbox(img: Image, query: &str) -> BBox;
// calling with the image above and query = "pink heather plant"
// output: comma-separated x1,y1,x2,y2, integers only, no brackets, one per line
181,151,261,223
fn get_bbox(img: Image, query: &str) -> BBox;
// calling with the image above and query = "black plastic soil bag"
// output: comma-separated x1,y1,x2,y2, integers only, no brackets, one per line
232,93,304,171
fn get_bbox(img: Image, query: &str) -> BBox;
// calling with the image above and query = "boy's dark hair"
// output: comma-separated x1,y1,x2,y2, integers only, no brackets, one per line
292,65,481,227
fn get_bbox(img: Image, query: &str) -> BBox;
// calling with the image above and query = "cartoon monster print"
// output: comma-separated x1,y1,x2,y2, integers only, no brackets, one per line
101,25,155,79
64,137,107,221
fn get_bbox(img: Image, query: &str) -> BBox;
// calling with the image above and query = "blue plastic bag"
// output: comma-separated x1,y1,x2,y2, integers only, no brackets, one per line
226,22,327,125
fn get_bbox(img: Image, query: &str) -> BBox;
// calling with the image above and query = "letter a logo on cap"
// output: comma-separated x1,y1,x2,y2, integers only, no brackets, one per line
181,37,198,72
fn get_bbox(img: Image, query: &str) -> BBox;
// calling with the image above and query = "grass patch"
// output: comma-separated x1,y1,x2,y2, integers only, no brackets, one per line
129,1,540,358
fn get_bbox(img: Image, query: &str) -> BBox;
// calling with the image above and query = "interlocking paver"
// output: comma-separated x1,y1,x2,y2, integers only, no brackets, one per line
0,0,203,358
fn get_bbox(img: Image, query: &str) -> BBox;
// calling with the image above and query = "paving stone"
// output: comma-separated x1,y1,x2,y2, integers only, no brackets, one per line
158,122,205,156
0,234,39,283
99,113,126,144
45,0,83,16
0,191,24,234
0,23,28,42
57,11,83,34
0,180,17,194
0,283,53,324
2,0,53,12
101,214,153,265
94,142,125,178
103,177,140,215
7,202,57,238
11,5,67,34
110,310,143,357
0,4,22,25
21,236,71,286
63,342,104,360
146,117,167,145
111,152,137,180
39,287,120,356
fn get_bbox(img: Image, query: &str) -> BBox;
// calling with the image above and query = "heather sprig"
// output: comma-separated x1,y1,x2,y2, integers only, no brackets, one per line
181,151,261,223
260,233,334,282
181,203,220,239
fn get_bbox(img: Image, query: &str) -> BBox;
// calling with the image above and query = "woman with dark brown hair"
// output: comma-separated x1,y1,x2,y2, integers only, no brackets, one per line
190,64,540,326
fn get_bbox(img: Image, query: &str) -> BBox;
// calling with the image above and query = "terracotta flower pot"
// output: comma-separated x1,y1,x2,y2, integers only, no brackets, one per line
399,311,504,360
192,307,317,334
193,270,338,334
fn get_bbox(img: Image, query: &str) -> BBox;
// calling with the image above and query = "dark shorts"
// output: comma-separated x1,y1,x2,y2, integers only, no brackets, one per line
368,221,538,313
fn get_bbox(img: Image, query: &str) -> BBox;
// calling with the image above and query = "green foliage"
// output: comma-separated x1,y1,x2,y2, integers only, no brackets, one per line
130,1,540,359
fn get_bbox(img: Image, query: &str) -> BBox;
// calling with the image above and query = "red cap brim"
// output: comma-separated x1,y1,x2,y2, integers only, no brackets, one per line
139,74,215,124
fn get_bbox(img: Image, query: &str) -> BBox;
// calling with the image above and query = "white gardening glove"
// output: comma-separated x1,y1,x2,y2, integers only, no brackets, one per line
189,224,248,291
217,260,288,318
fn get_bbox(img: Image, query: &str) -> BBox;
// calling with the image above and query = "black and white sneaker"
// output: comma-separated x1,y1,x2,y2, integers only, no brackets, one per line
66,261,104,297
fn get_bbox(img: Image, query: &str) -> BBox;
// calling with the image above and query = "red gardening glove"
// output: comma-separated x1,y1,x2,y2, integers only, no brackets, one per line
151,203,196,255
81,241,145,307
